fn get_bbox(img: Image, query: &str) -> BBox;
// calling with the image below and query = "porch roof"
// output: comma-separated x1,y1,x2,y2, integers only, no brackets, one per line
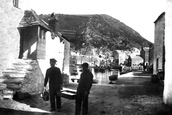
18,10,70,43
18,9,51,31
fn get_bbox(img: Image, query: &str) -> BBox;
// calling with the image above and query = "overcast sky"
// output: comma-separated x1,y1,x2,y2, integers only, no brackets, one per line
23,0,165,43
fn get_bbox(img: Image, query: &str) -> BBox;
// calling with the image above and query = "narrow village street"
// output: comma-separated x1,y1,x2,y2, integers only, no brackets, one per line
0,71,171,115
1,1,172,115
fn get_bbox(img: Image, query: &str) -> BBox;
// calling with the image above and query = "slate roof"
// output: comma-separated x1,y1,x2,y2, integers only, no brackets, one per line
18,10,70,42
18,9,51,31
56,31,71,42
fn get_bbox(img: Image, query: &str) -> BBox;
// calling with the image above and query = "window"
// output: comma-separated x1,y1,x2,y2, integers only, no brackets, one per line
41,29,45,39
38,28,46,40
13,0,19,8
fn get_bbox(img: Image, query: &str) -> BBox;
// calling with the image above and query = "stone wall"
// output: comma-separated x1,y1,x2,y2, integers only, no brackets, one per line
62,40,70,84
0,0,23,75
38,31,70,84
37,27,46,59
149,46,154,65
153,13,165,74
143,47,150,64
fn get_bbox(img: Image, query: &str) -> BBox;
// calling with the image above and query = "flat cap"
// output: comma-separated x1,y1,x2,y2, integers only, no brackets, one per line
81,62,89,68
50,58,57,63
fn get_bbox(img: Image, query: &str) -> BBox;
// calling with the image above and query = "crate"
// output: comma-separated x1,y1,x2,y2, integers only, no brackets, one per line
57,88,76,100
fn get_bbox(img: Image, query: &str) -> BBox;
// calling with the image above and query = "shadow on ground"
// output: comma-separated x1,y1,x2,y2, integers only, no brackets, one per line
0,71,171,115
0,108,48,115
117,72,164,98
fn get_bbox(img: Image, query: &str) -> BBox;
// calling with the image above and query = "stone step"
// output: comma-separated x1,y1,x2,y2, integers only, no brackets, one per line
0,77,6,83
3,74,26,78
0,59,44,100
0,89,14,100
3,94,13,100
12,64,33,71
9,69,30,73
12,63,28,67
6,68,16,71
3,77,24,84
2,70,27,78
10,60,37,72
6,67,30,72
13,59,37,66
3,69,26,74
3,89,14,94
14,59,33,63
6,84,22,90
0,83,7,90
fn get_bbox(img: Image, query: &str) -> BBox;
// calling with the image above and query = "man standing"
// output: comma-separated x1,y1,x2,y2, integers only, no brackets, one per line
75,62,93,115
44,58,62,112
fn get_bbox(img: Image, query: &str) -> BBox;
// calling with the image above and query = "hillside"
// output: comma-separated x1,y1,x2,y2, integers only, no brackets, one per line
40,14,153,52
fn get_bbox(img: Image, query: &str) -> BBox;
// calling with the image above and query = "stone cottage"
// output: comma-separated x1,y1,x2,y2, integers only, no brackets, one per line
18,10,51,60
139,46,153,71
18,10,70,78
0,0,70,100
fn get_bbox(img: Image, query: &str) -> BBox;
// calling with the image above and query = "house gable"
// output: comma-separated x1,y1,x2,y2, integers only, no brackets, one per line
18,10,51,31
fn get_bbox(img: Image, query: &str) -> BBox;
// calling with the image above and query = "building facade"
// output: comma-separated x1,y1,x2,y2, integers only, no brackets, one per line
0,1,70,83
153,12,165,75
0,0,24,75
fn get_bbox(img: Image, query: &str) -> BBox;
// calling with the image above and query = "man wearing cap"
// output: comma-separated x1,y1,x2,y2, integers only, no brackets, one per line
44,58,62,112
75,62,93,115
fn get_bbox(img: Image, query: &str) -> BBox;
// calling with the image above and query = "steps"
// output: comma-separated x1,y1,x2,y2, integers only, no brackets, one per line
0,59,34,100
0,59,49,113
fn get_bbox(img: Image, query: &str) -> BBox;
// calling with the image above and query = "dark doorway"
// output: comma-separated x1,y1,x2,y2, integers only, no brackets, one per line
18,26,38,59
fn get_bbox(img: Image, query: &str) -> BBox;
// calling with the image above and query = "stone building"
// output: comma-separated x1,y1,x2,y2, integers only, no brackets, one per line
153,12,165,75
18,10,51,60
144,47,151,65
149,46,154,66
0,0,70,78
18,10,70,78
0,0,71,101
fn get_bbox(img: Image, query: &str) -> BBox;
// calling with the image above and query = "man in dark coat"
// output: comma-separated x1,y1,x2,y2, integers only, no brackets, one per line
75,62,93,115
44,58,62,112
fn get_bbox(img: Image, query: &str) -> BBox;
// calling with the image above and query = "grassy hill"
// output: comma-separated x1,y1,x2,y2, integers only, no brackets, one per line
40,14,153,52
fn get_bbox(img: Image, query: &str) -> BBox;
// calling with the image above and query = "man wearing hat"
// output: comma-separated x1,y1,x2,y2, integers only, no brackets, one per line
44,58,62,112
75,62,93,115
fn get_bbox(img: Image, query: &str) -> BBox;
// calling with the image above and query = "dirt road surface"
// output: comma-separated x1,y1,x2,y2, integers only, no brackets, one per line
0,71,172,115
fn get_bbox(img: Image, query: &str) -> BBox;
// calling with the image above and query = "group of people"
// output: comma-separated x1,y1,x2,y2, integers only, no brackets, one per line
44,58,93,115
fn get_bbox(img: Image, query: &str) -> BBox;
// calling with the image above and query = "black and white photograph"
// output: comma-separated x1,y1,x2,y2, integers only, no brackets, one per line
0,0,172,115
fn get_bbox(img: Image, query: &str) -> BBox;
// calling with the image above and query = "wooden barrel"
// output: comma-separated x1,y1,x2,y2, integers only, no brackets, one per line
109,75,118,81
151,75,159,83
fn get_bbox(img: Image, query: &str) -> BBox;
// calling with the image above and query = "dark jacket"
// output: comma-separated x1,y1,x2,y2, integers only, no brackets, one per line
44,67,62,90
77,69,93,93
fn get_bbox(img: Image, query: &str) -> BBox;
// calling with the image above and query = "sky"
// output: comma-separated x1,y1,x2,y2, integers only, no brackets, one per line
22,0,165,43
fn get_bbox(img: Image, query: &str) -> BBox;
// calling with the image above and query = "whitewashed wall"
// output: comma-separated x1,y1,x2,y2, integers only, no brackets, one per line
0,0,23,75
164,0,172,105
